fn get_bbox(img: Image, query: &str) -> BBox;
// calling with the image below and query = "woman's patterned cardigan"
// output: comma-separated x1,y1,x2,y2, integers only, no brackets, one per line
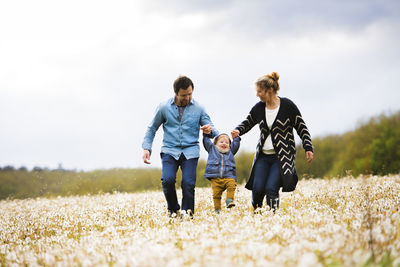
235,97,313,192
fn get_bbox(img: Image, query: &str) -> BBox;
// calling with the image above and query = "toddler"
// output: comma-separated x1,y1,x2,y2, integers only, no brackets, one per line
202,132,241,213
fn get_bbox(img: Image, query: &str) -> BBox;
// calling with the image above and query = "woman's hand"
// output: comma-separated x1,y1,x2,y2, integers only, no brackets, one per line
306,151,313,163
231,129,240,139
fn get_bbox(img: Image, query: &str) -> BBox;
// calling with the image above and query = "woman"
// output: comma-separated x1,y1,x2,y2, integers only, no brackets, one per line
231,72,313,211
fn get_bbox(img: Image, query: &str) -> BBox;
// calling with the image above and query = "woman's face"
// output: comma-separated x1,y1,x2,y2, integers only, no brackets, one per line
256,86,270,103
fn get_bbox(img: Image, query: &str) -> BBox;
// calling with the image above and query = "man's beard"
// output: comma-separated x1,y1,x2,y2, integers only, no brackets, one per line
179,100,188,106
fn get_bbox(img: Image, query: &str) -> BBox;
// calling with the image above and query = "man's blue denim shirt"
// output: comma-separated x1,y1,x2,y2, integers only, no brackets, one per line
142,98,218,160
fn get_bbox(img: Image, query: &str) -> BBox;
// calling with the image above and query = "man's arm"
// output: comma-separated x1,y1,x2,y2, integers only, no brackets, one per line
142,103,165,164
200,109,219,138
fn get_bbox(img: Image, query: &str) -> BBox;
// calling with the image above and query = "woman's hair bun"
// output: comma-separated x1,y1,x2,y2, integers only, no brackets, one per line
257,71,280,92
270,72,279,81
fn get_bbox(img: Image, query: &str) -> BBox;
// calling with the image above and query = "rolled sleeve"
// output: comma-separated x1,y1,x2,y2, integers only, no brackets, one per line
200,109,219,138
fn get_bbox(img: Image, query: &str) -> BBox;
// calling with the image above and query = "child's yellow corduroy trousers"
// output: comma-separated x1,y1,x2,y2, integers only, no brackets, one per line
210,178,236,210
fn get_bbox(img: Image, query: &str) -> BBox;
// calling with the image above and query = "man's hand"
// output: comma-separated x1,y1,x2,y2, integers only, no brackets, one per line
306,151,314,163
231,129,240,139
143,149,151,164
200,124,212,134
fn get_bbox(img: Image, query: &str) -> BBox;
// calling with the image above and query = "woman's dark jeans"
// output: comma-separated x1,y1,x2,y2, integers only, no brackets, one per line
161,153,198,214
252,153,281,210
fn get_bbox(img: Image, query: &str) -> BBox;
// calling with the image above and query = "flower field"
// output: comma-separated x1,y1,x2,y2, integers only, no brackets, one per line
1,175,399,267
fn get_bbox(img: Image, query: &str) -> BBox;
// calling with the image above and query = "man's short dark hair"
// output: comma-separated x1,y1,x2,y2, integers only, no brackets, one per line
173,76,194,94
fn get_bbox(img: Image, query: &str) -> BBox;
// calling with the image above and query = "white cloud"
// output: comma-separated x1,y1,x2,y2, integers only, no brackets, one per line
0,0,399,170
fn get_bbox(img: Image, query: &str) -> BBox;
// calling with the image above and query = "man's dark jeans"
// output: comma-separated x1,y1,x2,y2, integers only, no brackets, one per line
161,153,198,214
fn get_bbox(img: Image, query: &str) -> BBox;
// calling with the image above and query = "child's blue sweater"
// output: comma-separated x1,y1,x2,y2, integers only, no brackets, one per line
202,134,241,181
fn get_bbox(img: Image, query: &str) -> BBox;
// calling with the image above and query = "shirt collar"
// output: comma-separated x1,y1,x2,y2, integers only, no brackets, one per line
169,97,194,106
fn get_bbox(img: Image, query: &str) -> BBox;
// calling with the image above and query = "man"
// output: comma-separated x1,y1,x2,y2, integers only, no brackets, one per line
142,75,218,218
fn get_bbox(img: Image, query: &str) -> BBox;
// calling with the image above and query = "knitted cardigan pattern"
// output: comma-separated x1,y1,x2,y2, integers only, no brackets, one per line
235,97,313,192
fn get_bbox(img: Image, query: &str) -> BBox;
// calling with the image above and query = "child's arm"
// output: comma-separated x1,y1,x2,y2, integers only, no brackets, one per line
202,133,214,152
231,136,241,155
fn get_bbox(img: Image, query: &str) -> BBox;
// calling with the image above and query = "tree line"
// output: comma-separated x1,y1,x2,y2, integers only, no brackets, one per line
0,111,398,200
295,110,400,178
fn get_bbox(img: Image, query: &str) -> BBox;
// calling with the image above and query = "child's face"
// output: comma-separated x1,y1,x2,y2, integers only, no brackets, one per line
216,135,230,153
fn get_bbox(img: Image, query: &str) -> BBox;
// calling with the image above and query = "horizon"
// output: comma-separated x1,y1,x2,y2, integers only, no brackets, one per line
1,109,397,172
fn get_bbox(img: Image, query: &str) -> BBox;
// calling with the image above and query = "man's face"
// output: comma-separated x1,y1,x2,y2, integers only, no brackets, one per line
175,86,193,106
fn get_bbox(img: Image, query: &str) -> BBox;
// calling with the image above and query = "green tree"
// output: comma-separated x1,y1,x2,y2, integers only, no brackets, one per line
235,150,254,184
370,113,400,174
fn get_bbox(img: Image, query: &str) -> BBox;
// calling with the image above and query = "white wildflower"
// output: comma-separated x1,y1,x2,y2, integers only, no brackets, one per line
0,175,399,266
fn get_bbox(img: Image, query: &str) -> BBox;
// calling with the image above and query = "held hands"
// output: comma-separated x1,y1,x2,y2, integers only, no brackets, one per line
143,149,151,164
231,129,240,139
200,124,212,134
306,151,314,163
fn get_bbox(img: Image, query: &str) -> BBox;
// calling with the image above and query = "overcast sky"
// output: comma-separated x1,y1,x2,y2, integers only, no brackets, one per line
1,0,399,170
